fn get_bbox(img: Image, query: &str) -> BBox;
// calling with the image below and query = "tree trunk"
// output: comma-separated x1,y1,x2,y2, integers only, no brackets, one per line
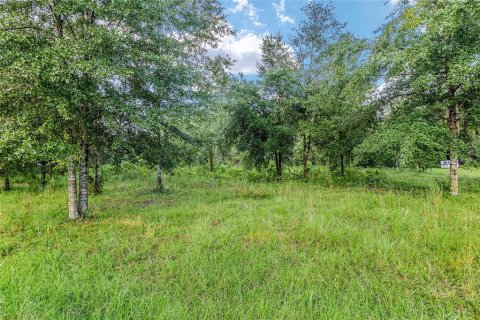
77,8,94,213
340,154,345,176
93,148,101,195
68,158,80,219
274,152,279,176
274,151,283,176
209,148,214,172
448,103,459,196
78,140,89,216
302,135,311,179
4,167,10,191
156,162,164,192
52,6,76,218
278,152,282,176
40,161,47,189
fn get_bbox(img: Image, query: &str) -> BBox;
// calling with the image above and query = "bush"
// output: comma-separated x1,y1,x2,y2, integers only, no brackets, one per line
363,170,389,188
334,168,389,188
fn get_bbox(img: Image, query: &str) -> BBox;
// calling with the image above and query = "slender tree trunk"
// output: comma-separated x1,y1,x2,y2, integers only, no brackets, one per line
275,152,279,176
209,148,214,172
77,8,94,214
274,152,283,176
340,154,345,176
278,152,282,176
274,152,279,176
93,148,101,195
51,4,74,217
4,167,10,191
448,103,459,196
40,161,47,189
68,158,80,219
156,162,164,192
78,140,89,216
302,135,311,179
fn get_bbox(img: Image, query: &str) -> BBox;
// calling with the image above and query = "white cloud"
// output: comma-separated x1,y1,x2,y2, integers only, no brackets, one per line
231,0,249,13
389,0,416,5
230,0,265,28
272,0,294,24
209,30,264,75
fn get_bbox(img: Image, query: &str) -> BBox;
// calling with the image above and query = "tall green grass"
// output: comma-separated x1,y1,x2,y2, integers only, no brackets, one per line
1,166,479,319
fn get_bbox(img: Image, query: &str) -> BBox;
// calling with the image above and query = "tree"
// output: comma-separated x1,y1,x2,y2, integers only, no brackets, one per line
373,0,480,195
305,34,374,175
257,34,300,176
355,113,449,169
226,80,271,169
0,117,25,191
290,0,346,178
0,0,230,216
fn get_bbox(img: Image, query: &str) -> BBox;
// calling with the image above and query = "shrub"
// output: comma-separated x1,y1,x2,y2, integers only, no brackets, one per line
333,168,389,188
363,169,389,188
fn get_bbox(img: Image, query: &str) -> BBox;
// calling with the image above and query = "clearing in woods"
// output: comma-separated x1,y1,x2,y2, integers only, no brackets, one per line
0,167,479,319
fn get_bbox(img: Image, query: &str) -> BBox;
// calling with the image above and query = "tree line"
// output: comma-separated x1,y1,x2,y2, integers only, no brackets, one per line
226,0,480,196
1,0,480,219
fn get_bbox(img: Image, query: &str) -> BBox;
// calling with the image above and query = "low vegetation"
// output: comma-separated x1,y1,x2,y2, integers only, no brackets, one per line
1,166,479,319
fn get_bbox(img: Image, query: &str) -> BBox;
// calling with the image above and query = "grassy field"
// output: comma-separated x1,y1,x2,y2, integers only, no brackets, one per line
1,167,480,319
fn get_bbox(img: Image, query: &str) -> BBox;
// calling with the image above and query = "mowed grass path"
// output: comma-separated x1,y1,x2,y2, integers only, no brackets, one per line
1,169,479,319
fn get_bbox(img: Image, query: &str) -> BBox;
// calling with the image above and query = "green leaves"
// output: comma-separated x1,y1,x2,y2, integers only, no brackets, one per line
355,115,449,169
0,0,231,175
367,0,480,175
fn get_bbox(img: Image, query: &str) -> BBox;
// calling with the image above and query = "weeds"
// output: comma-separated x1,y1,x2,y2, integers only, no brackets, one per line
1,166,479,319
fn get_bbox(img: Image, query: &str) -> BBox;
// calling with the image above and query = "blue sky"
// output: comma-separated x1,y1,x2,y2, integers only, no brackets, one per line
214,0,395,76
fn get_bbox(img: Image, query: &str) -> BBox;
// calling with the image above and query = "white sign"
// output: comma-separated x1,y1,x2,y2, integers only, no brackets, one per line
440,160,460,169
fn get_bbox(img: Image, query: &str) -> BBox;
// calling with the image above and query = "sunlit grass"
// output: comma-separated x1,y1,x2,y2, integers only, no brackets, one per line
1,167,479,319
